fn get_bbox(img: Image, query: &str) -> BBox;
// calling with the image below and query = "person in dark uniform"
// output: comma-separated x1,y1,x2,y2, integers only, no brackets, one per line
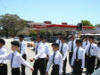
71,39,85,75
19,35,27,75
30,35,47,75
0,41,33,75
85,36,97,75
0,39,8,75
60,36,68,75
45,43,63,75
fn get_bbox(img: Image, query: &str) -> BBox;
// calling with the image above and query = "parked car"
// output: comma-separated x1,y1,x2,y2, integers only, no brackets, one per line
14,37,34,47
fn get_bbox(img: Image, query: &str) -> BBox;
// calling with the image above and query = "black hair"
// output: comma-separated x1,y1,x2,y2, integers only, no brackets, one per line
11,41,20,47
18,35,24,38
61,36,66,40
37,35,44,40
0,39,5,45
52,43,59,47
42,36,47,40
89,36,95,40
97,42,100,47
76,39,83,44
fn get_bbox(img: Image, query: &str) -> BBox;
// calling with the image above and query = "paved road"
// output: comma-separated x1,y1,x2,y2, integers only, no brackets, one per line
3,38,87,75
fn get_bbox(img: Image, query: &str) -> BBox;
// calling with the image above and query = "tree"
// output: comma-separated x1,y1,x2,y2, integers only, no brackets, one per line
0,14,27,38
81,20,93,26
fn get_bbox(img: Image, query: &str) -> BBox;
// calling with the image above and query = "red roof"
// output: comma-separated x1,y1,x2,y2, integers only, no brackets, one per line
32,24,95,29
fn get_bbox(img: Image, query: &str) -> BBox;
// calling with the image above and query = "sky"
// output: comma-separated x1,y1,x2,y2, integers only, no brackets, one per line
0,0,100,25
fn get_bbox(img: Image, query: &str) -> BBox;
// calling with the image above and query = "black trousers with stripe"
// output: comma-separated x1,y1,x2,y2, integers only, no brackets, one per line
51,64,59,75
12,68,20,75
21,54,27,75
0,64,7,75
86,56,96,74
73,60,82,75
32,58,47,75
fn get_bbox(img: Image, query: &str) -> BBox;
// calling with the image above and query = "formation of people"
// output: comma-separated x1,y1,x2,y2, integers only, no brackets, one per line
0,34,100,75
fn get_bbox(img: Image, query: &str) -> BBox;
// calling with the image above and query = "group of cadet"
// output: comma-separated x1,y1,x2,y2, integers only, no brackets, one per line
0,34,100,75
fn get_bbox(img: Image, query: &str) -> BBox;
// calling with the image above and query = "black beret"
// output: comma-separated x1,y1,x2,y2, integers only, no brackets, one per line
11,41,20,47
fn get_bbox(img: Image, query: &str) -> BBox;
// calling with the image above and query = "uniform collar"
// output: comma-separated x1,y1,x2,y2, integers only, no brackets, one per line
13,51,18,54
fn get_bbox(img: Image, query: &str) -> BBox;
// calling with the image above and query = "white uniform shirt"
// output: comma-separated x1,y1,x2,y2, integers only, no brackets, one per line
0,51,32,69
46,51,63,74
85,43,97,56
34,41,47,60
20,40,27,55
0,47,8,64
96,47,100,59
59,42,68,60
68,40,76,52
43,42,50,58
71,47,85,68
56,39,61,45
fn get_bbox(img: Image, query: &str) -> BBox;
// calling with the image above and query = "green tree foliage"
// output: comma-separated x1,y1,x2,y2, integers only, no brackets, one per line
29,30,37,36
0,14,27,37
81,20,93,26
39,30,46,35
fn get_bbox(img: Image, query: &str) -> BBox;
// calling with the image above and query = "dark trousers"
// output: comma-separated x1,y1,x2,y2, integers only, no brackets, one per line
32,58,47,75
96,58,100,69
69,52,73,65
0,64,7,75
51,65,59,75
85,55,88,68
73,60,82,75
86,56,96,74
12,68,20,75
63,58,67,75
21,54,27,75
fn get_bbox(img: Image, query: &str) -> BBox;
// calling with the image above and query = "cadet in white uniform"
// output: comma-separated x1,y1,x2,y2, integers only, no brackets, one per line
19,35,27,75
85,36,97,74
30,35,47,75
46,43,63,75
56,34,62,45
42,37,50,62
0,41,33,75
60,36,68,75
71,39,85,75
68,35,76,65
0,39,8,75
82,36,89,49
